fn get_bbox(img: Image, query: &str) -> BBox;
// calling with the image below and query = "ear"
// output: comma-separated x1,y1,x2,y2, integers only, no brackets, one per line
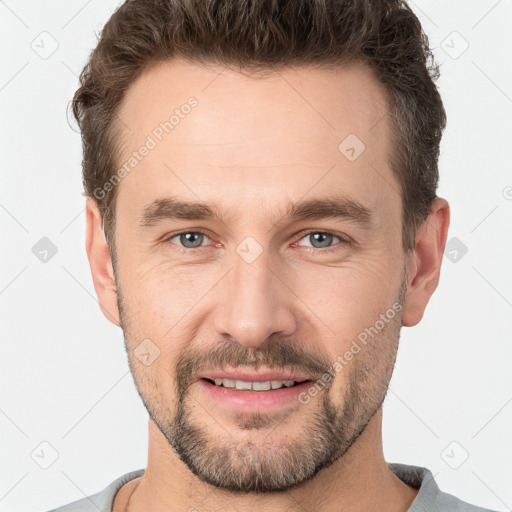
85,197,121,327
401,197,450,327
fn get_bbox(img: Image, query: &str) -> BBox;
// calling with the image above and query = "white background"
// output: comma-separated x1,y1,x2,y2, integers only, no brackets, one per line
1,1,511,511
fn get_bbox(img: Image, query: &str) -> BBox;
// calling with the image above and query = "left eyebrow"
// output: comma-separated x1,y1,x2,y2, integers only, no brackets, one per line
284,196,374,231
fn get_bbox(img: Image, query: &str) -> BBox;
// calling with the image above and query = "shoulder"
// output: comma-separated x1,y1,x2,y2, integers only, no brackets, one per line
43,469,145,512
388,462,500,512
432,491,501,512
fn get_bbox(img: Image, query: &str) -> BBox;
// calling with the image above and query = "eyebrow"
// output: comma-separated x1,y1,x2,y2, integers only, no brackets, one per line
139,195,373,230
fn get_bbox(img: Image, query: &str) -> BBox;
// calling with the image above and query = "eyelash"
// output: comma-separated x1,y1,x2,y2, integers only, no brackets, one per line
162,229,350,254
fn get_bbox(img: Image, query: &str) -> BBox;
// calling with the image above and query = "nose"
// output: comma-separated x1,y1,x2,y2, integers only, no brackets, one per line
212,251,297,349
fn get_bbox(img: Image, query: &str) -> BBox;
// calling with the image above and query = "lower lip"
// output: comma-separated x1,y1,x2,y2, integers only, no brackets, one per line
197,378,313,412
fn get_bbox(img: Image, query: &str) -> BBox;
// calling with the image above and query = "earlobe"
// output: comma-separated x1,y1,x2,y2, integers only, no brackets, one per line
401,197,450,327
85,197,121,327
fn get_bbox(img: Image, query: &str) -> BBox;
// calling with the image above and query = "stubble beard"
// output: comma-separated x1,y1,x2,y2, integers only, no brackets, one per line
116,264,407,494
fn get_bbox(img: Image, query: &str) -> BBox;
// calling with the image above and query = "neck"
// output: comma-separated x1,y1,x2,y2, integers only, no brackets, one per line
123,408,418,512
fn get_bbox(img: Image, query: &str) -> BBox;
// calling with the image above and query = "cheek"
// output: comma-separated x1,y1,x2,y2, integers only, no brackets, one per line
290,258,400,358
118,263,216,363
120,258,198,313
296,256,397,317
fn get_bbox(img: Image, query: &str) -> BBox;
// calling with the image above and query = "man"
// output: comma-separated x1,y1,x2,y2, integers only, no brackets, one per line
47,0,497,511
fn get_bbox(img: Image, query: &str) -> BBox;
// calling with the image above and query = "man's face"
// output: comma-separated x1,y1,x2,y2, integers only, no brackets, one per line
110,59,408,493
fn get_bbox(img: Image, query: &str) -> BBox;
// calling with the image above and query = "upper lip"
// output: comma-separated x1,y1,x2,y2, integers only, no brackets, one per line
197,369,311,383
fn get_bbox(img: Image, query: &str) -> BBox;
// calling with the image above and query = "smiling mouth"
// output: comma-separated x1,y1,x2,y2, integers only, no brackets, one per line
202,377,310,391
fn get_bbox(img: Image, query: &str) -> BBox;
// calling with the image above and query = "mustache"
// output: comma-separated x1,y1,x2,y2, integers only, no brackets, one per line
174,337,333,394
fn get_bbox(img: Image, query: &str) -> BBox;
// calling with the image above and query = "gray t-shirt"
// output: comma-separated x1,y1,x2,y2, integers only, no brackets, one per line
45,462,498,511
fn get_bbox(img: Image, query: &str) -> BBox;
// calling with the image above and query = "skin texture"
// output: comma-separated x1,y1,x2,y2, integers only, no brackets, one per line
86,59,450,511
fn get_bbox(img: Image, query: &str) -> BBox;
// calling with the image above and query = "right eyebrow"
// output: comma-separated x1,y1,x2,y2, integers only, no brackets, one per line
140,197,217,227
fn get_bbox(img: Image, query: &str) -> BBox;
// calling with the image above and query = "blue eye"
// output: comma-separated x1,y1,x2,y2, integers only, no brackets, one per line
164,230,348,253
168,231,210,249
297,231,342,249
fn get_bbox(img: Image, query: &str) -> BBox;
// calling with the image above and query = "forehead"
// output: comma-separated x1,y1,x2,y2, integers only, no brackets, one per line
114,58,397,223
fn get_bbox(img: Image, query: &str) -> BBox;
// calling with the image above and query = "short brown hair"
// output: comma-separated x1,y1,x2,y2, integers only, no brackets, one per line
72,0,446,254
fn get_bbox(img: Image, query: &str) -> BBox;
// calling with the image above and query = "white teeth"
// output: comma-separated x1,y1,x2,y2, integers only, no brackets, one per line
211,378,299,391
235,380,252,390
252,381,271,391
